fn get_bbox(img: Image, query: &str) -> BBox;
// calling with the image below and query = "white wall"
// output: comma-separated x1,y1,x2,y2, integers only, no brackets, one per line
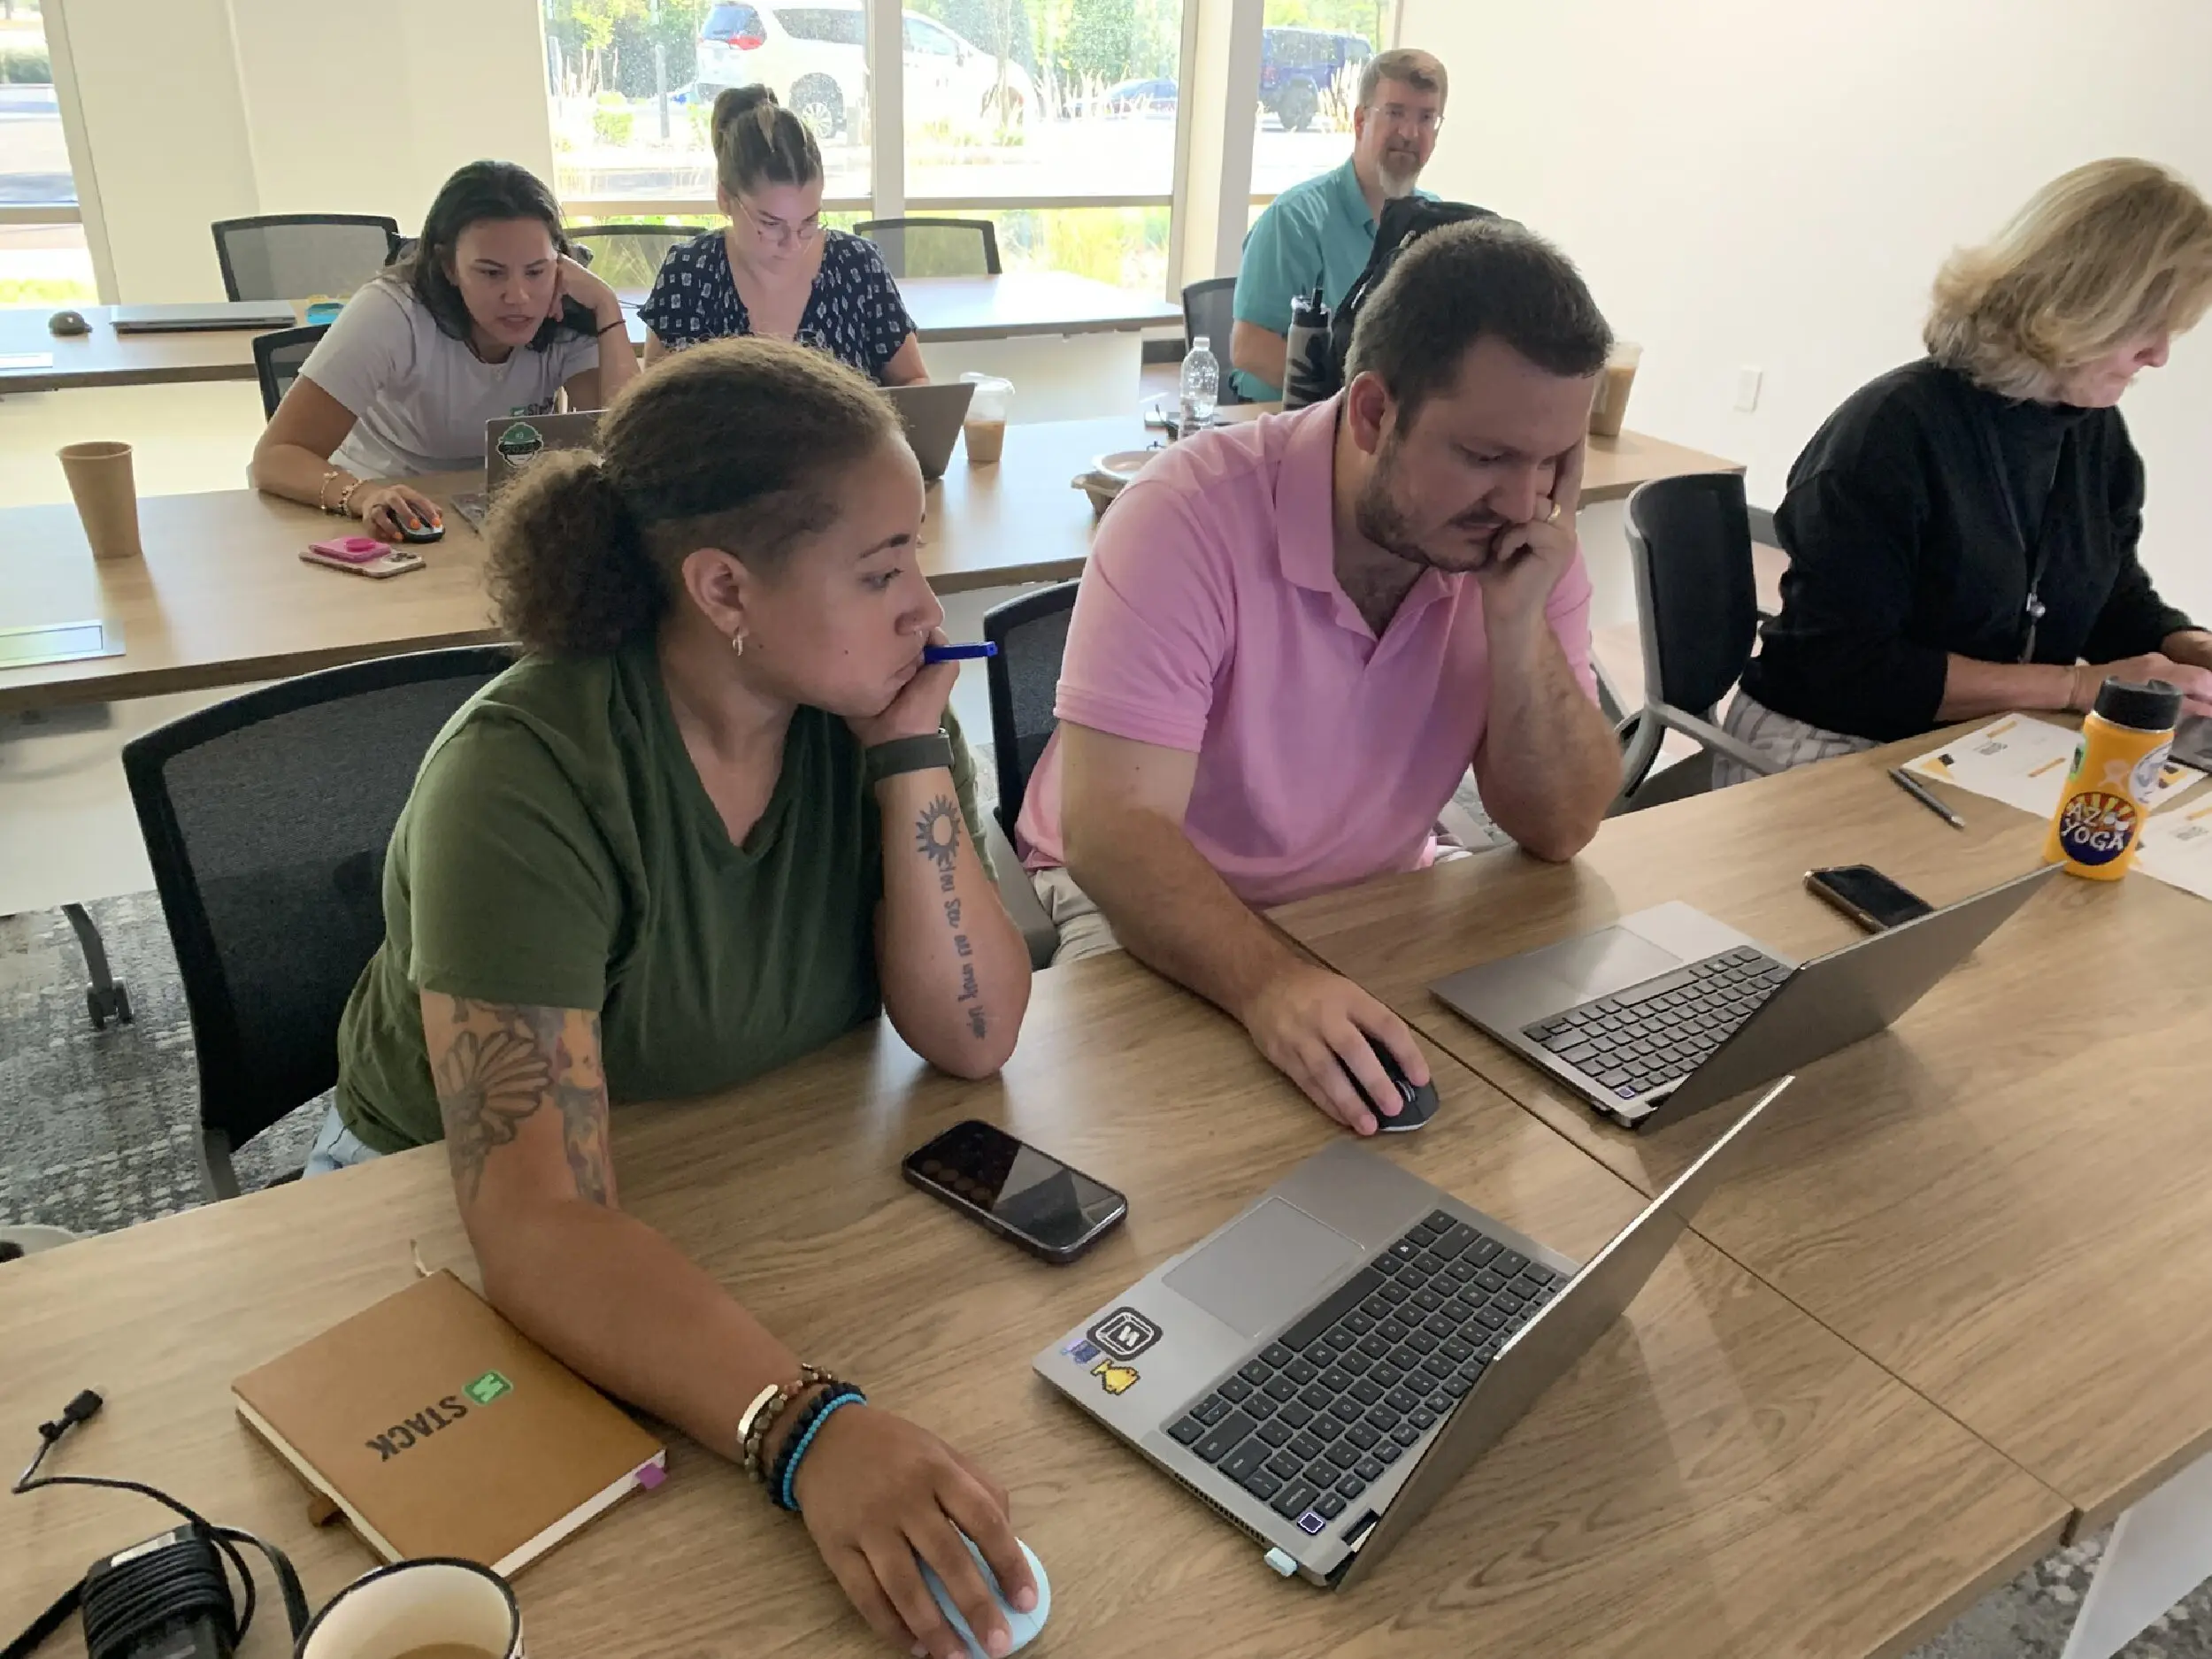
1398,0,2212,621
58,0,554,302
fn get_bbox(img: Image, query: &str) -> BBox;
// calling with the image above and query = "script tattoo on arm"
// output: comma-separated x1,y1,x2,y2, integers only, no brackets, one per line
429,997,614,1207
915,795,987,1041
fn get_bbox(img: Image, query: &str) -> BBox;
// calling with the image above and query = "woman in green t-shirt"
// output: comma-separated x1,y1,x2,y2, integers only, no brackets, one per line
322,338,1038,1657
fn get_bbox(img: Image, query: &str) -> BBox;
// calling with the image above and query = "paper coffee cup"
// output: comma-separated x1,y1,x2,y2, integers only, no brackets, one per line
295,1557,524,1659
58,441,143,562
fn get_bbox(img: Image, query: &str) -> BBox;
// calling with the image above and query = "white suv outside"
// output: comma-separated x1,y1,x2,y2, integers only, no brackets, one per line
695,4,1035,141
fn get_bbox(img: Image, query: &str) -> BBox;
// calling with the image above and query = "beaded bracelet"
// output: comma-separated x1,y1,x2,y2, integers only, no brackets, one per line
773,1387,867,1513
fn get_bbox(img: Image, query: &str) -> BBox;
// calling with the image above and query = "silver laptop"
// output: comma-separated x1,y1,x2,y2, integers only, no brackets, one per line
1034,1079,1786,1588
1431,864,2055,1133
887,380,975,480
451,411,603,531
111,302,295,334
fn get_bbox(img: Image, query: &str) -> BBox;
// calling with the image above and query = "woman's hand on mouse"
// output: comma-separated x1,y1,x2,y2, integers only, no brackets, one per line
793,1402,1036,1659
350,480,443,542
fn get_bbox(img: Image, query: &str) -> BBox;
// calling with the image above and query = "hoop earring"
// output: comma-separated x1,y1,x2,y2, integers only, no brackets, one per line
731,631,747,657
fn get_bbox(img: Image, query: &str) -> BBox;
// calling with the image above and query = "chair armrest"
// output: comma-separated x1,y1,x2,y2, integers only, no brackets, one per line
1651,703,1779,776
983,814,1057,970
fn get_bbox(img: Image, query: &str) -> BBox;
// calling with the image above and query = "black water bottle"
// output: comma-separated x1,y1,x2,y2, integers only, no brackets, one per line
1282,286,1332,410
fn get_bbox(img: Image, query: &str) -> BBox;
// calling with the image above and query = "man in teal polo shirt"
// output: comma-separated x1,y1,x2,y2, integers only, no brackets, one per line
1230,48,1448,402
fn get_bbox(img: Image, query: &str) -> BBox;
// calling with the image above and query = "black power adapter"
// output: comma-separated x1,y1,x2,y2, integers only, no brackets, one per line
4,1390,310,1659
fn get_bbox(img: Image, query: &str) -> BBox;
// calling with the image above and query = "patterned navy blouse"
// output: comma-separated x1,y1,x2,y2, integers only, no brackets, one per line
638,228,918,383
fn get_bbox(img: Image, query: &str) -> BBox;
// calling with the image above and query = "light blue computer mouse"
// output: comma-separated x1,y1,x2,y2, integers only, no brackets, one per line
917,1536,1049,1657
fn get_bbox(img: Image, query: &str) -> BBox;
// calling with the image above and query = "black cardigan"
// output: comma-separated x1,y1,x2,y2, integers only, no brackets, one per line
1740,358,2193,741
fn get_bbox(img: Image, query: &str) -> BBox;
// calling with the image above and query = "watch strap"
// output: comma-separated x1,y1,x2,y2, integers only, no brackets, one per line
864,731,954,786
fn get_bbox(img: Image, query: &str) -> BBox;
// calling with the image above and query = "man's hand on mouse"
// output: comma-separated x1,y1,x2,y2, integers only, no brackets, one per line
794,1402,1036,1659
1239,961,1430,1136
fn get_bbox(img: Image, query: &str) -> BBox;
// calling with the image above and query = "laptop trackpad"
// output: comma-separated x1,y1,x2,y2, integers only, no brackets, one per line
1517,925,1684,1002
1164,1198,1362,1340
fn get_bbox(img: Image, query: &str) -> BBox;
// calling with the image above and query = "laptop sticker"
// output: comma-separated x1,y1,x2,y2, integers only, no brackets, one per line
1087,1307,1162,1361
1059,1338,1102,1366
1093,1359,1141,1396
495,421,545,467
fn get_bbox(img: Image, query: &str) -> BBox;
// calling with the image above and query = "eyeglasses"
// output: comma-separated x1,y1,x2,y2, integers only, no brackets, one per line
1370,103,1443,134
738,199,822,246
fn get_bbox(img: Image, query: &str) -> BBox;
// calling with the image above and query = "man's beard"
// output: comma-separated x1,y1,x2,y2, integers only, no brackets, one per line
1354,442,1509,572
1378,148,1424,199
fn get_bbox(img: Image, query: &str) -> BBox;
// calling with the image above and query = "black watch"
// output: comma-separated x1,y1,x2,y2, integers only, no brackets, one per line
864,732,953,786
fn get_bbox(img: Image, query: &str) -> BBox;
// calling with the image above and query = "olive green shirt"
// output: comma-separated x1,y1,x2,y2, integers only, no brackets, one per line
334,639,989,1152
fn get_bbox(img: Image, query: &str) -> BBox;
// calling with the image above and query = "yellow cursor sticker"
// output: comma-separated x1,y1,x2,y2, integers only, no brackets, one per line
1093,1359,1141,1396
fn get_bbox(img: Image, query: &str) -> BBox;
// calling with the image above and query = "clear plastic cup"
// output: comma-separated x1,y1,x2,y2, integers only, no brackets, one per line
1588,342,1642,438
960,373,1014,465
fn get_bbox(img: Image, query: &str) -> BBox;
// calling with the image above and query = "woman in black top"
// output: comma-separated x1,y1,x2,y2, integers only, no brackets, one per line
1725,159,2212,780
641,85,928,386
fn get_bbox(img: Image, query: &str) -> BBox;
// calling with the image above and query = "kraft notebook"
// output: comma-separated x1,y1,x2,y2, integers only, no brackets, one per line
233,1269,665,1576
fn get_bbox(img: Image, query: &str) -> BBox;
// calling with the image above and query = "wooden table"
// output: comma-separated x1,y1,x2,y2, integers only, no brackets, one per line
0,950,2061,1657
0,275,1181,397
0,419,1740,717
1272,732,2212,1539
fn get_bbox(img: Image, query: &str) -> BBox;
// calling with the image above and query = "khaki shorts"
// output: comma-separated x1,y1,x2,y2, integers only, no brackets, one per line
1029,866,1123,965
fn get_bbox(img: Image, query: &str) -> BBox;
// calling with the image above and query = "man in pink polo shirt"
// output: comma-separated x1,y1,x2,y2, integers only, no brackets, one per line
1016,219,1621,1136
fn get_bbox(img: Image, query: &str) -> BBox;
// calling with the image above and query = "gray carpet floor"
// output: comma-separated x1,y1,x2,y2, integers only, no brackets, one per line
4,884,2208,1656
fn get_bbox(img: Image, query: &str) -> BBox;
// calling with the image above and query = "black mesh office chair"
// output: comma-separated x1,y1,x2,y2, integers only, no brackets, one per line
211,214,402,303
1179,277,1248,404
122,647,513,1198
566,223,695,292
1613,472,1778,810
251,324,327,419
983,582,1079,968
856,218,1002,278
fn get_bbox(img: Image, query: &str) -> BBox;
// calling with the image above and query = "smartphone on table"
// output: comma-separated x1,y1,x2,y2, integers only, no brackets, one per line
1804,864,1935,933
902,1119,1128,1263
300,534,425,580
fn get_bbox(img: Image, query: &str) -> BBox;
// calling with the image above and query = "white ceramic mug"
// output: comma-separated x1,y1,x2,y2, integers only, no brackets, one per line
295,1557,523,1659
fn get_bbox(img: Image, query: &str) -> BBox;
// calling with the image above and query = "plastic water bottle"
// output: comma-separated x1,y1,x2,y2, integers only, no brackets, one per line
1179,336,1220,436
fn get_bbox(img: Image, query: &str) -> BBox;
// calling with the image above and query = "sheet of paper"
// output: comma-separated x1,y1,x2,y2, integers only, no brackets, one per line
1906,715,2205,819
2138,794,2212,903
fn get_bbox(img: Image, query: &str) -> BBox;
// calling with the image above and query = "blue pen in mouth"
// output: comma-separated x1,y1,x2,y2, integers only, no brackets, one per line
922,642,1000,664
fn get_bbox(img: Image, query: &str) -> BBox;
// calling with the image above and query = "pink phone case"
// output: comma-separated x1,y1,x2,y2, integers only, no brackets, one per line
308,534,391,564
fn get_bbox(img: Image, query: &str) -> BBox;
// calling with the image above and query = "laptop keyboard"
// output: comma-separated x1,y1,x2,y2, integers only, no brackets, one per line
1523,946,1790,1104
1165,1210,1562,1537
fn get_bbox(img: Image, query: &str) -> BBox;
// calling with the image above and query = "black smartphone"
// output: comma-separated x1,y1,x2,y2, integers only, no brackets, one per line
1805,864,1935,932
902,1119,1127,1264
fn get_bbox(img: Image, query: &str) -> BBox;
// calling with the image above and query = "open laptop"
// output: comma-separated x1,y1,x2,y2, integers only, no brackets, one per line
450,411,603,531
1430,864,2056,1133
1036,1079,1787,1588
111,302,295,334
886,380,975,480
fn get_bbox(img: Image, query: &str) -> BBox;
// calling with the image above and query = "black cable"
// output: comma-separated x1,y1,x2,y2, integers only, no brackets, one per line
5,1390,312,1657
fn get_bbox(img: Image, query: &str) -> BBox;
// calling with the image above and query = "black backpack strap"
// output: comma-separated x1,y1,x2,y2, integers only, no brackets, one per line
1325,200,1502,388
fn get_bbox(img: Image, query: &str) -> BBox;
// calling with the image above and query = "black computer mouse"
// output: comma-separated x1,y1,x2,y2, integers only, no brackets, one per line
394,513,445,544
1340,1037,1441,1132
48,309,90,337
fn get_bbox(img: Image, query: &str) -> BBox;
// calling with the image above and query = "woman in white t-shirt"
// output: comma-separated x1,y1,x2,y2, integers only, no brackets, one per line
250,160,639,541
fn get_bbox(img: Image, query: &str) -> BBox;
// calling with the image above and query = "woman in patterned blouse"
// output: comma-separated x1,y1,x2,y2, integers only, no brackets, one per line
641,86,928,386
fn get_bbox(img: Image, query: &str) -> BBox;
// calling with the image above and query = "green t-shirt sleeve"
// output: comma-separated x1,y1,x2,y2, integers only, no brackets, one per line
945,707,995,885
1233,198,1317,338
402,714,623,1013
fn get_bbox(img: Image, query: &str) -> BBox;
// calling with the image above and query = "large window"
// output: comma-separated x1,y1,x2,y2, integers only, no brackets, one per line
1250,0,1379,197
0,2,92,304
543,1,873,207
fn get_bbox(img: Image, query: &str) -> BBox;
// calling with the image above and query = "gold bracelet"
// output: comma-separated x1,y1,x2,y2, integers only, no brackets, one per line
335,478,365,518
316,467,341,512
